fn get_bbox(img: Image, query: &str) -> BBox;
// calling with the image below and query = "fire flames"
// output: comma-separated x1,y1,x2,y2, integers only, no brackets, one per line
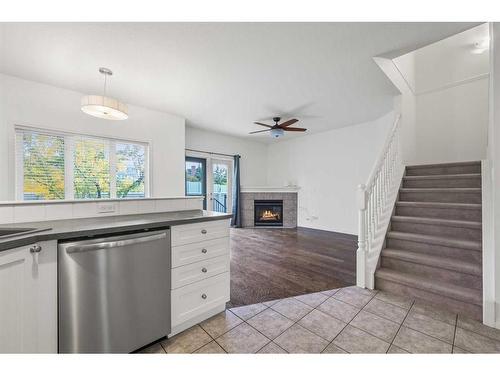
260,210,280,221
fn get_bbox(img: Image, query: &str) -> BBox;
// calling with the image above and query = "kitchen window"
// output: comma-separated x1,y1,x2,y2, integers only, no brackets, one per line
15,127,149,200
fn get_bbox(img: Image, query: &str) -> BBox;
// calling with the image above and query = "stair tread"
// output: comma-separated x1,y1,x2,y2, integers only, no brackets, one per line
404,173,481,180
387,231,482,251
400,187,481,192
381,248,481,275
407,161,481,169
375,268,482,306
396,201,481,210
391,215,481,228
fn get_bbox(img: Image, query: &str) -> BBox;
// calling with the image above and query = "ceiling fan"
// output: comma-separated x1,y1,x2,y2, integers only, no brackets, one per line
249,117,307,138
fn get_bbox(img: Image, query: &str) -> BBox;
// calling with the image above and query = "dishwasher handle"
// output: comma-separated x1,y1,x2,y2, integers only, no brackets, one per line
65,232,167,254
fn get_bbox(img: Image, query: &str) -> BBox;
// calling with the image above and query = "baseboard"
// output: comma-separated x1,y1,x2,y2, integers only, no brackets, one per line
296,226,357,241
168,303,226,338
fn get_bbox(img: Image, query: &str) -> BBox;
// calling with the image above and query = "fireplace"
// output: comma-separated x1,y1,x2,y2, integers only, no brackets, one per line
254,200,283,226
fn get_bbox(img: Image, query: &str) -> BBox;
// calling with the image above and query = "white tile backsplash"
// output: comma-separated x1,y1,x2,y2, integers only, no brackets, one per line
13,205,46,223
45,203,73,221
0,197,205,224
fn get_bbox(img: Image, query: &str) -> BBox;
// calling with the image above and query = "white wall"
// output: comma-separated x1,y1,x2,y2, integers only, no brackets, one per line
266,111,394,235
185,126,268,187
414,78,488,164
0,74,186,201
391,24,489,165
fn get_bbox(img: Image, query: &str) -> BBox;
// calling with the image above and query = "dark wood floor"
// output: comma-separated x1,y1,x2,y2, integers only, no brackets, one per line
229,227,357,307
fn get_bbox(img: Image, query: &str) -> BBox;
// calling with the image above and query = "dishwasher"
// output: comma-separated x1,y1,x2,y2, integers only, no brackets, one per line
58,229,171,353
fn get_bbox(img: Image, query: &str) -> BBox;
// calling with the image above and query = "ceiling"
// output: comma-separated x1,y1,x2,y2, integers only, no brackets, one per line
0,22,480,142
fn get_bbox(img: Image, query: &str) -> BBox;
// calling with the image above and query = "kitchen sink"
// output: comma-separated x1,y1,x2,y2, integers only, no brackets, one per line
0,227,50,239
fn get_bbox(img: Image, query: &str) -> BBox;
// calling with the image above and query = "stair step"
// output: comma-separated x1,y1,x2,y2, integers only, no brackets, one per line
381,248,481,276
396,201,482,221
391,216,481,241
387,231,481,251
403,173,481,188
381,249,482,289
399,188,481,204
375,269,482,320
405,161,481,176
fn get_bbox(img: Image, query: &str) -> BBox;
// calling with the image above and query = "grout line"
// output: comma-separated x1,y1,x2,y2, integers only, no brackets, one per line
452,314,458,351
385,300,414,353
320,288,380,353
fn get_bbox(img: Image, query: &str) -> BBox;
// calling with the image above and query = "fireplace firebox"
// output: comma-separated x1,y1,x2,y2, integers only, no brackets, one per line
254,200,283,226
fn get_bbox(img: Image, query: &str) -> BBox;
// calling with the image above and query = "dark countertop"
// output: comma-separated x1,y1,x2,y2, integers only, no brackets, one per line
0,210,232,252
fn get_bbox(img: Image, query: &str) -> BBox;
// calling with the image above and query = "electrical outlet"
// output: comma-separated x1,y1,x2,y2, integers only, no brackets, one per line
97,203,116,213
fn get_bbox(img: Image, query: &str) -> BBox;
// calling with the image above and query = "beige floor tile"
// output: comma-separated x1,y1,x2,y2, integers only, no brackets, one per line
137,343,166,354
274,324,329,353
363,298,408,324
320,288,341,297
263,299,281,307
393,326,452,353
271,298,314,321
333,287,374,308
350,310,399,342
387,345,409,354
342,286,377,296
297,309,346,341
375,291,413,310
247,307,294,339
457,315,500,342
317,297,360,323
215,322,270,353
161,325,212,353
411,301,456,325
333,325,390,353
257,342,288,354
294,292,329,308
200,310,243,339
230,303,268,321
454,328,500,353
403,310,455,344
194,341,226,353
452,346,471,354
322,343,348,354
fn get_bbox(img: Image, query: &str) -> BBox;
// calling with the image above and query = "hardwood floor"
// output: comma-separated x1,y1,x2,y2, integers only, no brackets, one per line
229,227,357,307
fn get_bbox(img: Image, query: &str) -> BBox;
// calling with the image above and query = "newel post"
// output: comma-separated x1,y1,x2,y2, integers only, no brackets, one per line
356,184,368,288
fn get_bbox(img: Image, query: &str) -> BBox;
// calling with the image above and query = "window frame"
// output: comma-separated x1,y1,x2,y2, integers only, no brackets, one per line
15,125,151,201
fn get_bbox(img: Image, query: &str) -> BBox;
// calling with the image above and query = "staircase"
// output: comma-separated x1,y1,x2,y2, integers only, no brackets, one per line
375,161,483,320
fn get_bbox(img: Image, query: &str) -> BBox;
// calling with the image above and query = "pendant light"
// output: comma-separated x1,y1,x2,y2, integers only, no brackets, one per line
81,67,128,120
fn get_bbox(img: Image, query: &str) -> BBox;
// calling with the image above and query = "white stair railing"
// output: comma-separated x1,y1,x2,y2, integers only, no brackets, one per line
357,114,405,289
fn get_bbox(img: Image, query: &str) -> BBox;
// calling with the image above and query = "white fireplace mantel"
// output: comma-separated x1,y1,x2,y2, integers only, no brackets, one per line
240,186,300,193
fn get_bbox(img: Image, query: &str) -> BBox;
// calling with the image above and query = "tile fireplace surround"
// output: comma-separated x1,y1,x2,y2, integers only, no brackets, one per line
241,191,297,228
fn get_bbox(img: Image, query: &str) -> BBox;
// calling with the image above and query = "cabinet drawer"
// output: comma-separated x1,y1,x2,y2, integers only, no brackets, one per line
171,255,229,289
172,237,229,268
171,219,230,246
171,272,229,327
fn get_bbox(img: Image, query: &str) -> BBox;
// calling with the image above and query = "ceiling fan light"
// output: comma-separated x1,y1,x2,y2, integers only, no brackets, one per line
270,128,284,138
81,95,129,120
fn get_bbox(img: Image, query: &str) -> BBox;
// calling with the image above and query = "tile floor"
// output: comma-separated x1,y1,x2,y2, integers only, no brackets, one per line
139,286,500,354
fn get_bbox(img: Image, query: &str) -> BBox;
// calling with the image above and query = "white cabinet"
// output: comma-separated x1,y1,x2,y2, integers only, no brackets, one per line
0,241,57,353
170,219,230,336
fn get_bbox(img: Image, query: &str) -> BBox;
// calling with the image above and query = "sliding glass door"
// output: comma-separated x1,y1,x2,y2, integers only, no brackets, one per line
185,156,207,209
185,154,232,213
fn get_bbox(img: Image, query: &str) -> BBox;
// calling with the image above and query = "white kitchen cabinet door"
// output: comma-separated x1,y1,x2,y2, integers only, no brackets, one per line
0,241,57,353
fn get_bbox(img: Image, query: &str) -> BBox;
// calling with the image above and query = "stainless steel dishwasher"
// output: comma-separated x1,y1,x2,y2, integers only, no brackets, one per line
58,229,171,353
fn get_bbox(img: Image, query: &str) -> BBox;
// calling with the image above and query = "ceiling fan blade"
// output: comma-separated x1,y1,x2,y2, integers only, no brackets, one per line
278,119,299,128
283,127,307,132
249,129,272,134
253,122,273,128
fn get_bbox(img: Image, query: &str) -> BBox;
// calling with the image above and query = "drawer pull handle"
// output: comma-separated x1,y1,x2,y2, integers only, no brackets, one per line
201,248,208,254
201,229,207,234
201,294,207,299
30,244,42,253
202,267,207,273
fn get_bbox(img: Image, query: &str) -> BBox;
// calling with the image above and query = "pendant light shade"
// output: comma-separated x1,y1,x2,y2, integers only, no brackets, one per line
81,68,128,120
